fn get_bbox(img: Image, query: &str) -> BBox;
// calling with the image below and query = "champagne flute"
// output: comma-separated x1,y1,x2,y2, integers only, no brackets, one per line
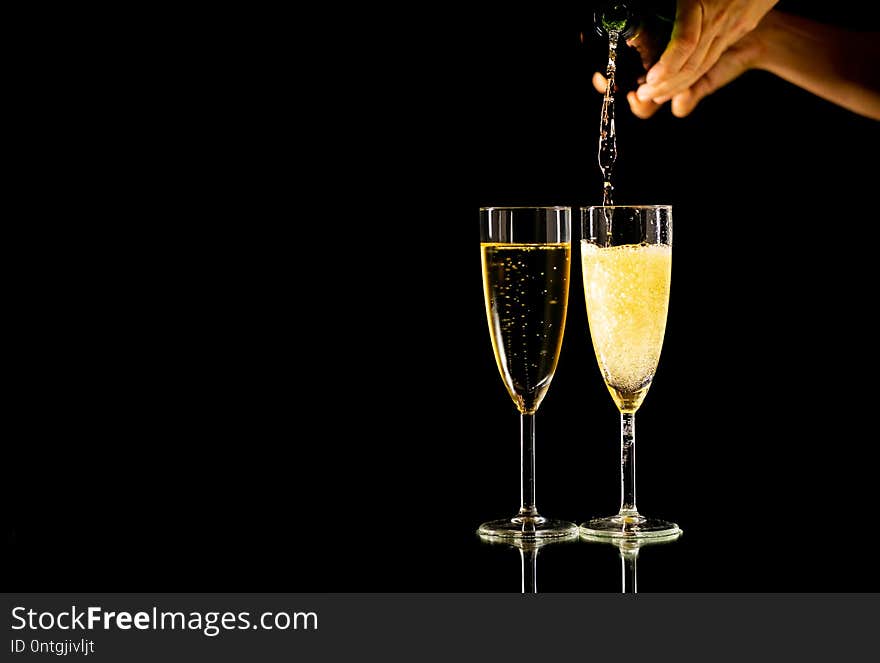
579,205,681,539
478,207,578,540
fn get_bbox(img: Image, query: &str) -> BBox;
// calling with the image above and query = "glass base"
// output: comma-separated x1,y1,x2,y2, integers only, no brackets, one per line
478,515,579,540
579,512,681,540
478,533,577,550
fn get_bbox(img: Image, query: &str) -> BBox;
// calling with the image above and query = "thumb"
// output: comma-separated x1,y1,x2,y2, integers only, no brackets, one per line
646,0,702,84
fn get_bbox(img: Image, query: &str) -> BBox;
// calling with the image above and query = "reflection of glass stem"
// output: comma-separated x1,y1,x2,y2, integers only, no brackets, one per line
520,547,538,593
619,545,639,594
582,531,680,593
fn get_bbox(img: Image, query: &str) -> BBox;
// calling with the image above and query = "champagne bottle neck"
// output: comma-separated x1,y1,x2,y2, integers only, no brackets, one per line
595,1,638,38
594,1,675,39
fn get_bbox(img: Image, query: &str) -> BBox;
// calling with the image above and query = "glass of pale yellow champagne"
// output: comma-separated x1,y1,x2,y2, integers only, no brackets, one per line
580,205,681,540
478,207,578,540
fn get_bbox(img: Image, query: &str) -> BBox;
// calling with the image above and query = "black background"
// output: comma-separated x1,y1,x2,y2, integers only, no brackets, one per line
6,1,880,592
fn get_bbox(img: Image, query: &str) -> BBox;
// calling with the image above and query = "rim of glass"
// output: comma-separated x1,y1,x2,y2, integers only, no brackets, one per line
480,206,571,211
584,205,672,210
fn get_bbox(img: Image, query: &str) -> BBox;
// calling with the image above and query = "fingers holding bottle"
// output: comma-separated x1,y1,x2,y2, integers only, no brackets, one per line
638,0,777,103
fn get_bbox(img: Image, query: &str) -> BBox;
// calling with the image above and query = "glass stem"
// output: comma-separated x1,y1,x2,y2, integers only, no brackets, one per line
619,411,638,516
519,413,538,518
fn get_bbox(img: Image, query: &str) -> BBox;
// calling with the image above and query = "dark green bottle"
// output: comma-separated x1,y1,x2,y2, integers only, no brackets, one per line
594,1,675,66
595,1,639,38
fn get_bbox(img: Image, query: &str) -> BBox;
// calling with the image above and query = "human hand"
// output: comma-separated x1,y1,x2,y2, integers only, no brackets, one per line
634,0,777,105
592,7,768,118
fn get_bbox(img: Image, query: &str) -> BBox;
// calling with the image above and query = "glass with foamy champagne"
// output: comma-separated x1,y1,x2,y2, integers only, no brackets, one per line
579,205,681,540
